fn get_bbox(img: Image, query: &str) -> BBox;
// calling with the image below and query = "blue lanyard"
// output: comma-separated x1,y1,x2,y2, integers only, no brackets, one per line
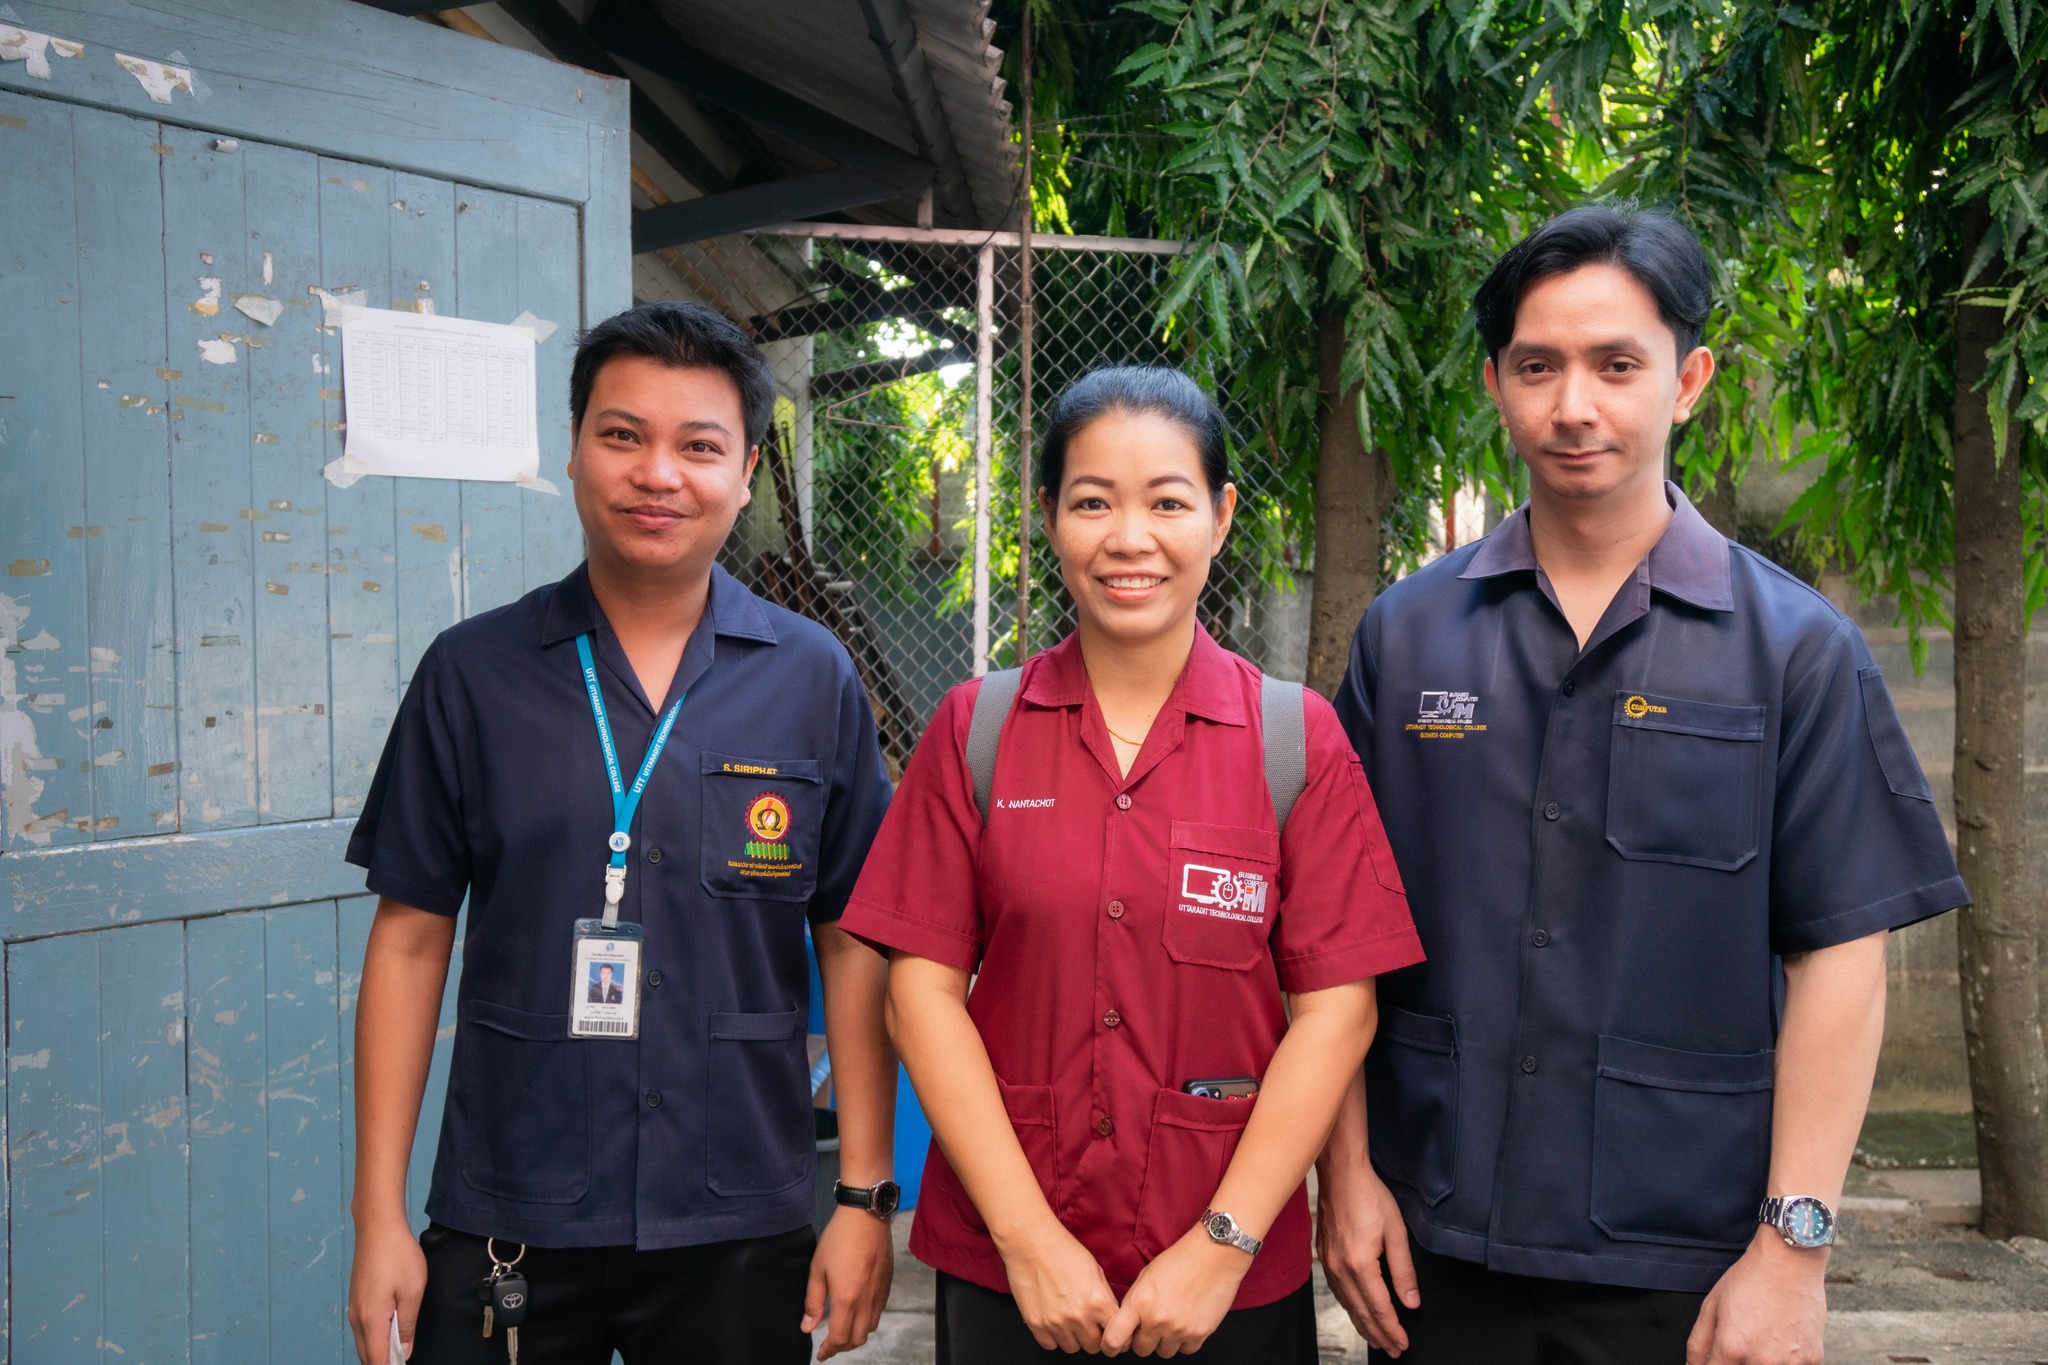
576,632,685,927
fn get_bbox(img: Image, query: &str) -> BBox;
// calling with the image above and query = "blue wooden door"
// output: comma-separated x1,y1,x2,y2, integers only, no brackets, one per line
0,3,628,1358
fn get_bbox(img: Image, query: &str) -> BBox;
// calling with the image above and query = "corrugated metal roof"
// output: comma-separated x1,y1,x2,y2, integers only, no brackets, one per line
645,0,1017,228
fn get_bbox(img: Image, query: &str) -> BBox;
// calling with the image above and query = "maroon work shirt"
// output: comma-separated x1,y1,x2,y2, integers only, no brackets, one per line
841,628,1424,1309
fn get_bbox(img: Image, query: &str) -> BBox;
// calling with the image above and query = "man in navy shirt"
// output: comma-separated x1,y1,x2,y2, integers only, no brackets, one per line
344,302,898,1364
1317,207,1967,1364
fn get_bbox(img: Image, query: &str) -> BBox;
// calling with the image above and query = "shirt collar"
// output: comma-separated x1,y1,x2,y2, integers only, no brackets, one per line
1458,479,1734,613
538,561,779,648
1019,622,1249,726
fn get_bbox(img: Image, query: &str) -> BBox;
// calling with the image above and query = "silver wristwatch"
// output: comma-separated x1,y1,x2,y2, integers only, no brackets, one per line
1759,1194,1837,1249
1201,1208,1262,1256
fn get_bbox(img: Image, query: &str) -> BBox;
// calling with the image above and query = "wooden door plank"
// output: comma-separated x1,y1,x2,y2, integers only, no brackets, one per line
262,902,347,1361
389,173,466,675
0,90,92,850
244,140,337,824
6,933,107,1361
187,910,271,1363
0,0,622,204
161,123,259,833
449,187,527,616
320,160,401,818
72,104,179,844
518,196,585,593
583,123,634,328
98,922,192,1364
4,819,362,940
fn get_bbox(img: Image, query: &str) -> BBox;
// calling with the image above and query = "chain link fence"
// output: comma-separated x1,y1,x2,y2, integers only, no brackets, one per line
709,224,1452,775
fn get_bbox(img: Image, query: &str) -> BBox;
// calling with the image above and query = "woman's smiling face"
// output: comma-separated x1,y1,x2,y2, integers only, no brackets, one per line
1043,409,1236,647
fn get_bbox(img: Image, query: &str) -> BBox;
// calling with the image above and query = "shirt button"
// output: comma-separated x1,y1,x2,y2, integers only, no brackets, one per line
1531,930,1550,948
1543,802,1561,821
646,1090,664,1108
1107,899,1125,919
1096,1115,1115,1137
1520,1056,1538,1074
1115,793,1133,811
1103,1008,1122,1029
647,968,664,987
1560,679,1576,696
646,847,663,864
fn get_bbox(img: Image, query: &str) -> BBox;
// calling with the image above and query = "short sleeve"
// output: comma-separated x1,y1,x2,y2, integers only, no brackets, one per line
806,659,894,925
1769,621,1968,952
837,681,985,971
344,641,470,916
1269,692,1426,992
1333,605,1381,780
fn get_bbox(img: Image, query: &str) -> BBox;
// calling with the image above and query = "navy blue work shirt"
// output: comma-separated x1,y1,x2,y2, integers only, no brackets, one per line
346,562,891,1250
1335,484,1966,1292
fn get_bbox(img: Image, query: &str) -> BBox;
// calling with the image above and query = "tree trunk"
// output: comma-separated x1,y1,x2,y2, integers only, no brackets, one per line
1305,304,1396,697
1951,203,2048,1241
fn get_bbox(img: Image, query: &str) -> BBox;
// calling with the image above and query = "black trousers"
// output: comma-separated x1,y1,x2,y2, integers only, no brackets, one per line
1368,1244,1706,1365
411,1222,815,1365
934,1272,1318,1365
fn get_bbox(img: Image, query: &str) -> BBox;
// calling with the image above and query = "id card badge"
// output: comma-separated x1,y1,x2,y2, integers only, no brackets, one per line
569,919,643,1039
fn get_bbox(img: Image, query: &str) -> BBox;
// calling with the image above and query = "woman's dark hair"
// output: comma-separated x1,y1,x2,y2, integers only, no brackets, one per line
1040,366,1230,504
570,300,777,450
1473,204,1713,364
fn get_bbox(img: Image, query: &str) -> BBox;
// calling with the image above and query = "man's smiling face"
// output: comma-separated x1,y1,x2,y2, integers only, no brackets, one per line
566,354,758,582
1483,262,1713,506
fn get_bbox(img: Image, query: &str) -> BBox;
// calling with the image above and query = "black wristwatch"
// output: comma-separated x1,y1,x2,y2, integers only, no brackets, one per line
833,1178,901,1220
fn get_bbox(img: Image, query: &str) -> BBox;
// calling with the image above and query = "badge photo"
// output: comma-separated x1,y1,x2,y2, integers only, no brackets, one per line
569,918,644,1040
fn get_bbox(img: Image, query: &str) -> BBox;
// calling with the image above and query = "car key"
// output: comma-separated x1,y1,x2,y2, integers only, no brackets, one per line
492,1271,528,1365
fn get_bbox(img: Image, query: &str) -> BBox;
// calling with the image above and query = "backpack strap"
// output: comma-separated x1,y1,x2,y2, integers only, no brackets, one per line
966,667,1024,825
1260,672,1308,835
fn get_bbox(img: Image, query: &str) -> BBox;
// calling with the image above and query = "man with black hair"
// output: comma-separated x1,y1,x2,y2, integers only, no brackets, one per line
1316,205,1967,1363
344,300,899,1364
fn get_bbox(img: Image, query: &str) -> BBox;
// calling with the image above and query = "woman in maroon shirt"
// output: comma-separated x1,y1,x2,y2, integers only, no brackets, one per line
840,368,1422,1361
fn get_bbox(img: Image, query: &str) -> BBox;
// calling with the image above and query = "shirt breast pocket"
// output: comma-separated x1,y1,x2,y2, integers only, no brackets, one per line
1164,821,1280,971
1606,693,1767,872
700,752,825,903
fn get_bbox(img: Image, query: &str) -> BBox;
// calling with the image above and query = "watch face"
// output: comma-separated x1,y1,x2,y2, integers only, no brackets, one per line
873,1181,900,1216
1206,1212,1234,1240
1782,1196,1834,1247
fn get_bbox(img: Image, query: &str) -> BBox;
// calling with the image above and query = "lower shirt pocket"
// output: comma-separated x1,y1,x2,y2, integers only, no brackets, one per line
457,1000,590,1205
962,1079,1059,1236
706,1007,811,1197
1132,1088,1256,1260
1590,1035,1774,1249
1365,1006,1459,1207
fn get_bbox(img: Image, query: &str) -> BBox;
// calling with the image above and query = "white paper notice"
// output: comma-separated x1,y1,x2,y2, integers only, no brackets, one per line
340,308,539,483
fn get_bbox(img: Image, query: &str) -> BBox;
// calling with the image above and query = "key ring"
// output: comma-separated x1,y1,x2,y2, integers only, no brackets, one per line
485,1238,527,1273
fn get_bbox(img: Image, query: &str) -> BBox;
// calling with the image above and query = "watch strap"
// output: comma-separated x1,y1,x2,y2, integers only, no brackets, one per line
833,1179,898,1218
1201,1208,1263,1256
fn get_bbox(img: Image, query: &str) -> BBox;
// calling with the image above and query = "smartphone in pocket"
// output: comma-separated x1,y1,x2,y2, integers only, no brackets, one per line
1181,1076,1259,1100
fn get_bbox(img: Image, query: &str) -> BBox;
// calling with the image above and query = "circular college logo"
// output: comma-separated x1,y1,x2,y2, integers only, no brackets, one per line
1624,695,1651,719
746,792,792,843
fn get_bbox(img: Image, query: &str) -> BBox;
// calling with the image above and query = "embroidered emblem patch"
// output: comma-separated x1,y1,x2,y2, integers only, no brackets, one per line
744,792,792,859
1406,690,1487,739
1623,695,1668,720
1178,863,1271,924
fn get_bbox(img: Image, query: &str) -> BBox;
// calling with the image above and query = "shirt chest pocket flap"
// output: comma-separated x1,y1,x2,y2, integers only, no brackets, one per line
701,753,826,902
1165,821,1280,971
1606,693,1766,872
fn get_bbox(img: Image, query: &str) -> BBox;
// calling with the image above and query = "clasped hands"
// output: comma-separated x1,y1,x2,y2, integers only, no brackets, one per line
998,1213,1251,1357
